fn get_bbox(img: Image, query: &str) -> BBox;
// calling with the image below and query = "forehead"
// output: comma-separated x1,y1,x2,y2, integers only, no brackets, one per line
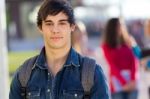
45,12,68,21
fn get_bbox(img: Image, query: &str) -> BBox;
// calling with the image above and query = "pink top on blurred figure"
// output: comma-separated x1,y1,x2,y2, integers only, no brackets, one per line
101,18,139,93
102,43,139,93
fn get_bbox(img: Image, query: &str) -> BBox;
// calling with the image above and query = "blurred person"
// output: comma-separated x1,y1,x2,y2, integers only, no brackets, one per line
122,18,150,99
119,18,142,59
9,0,110,99
130,20,145,48
124,19,150,59
143,19,150,67
120,18,150,99
98,17,140,84
143,19,150,99
71,21,87,54
72,21,111,87
144,19,150,39
143,19,150,56
121,18,150,60
101,18,139,99
71,21,95,56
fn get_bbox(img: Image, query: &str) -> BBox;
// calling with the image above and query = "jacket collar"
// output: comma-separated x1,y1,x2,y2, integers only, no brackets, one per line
34,47,80,69
63,47,80,67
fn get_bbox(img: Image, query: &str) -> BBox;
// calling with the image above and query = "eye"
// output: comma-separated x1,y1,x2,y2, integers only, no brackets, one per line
45,23,53,26
59,22,67,25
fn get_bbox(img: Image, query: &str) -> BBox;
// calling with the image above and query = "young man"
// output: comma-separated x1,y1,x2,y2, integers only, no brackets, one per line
9,0,110,99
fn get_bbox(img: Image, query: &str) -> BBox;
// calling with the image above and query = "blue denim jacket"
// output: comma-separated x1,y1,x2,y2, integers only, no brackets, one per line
9,47,110,99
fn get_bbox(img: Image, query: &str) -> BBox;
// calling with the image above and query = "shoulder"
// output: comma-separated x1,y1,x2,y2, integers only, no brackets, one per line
91,64,110,98
94,64,109,90
79,54,106,78
94,64,106,79
13,55,39,81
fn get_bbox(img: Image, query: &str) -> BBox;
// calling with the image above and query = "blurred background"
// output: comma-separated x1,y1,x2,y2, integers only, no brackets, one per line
5,0,150,51
1,0,150,99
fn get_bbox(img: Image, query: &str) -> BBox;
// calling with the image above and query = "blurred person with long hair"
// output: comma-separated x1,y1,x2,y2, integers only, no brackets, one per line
101,18,139,99
71,21,95,56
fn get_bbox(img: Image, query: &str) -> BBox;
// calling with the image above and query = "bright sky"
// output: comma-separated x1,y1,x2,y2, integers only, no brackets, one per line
82,0,150,19
122,0,150,18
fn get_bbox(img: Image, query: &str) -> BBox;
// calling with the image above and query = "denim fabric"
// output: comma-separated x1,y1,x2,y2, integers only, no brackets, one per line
111,90,138,99
9,47,110,99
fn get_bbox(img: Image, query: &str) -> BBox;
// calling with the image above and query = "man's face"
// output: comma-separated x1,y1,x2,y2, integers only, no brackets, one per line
39,12,75,49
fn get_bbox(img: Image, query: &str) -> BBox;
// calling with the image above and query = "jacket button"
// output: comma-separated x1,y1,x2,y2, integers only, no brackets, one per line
74,93,77,97
47,89,50,92
28,92,31,96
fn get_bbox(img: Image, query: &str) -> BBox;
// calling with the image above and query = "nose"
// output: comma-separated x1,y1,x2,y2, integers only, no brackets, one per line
51,25,59,34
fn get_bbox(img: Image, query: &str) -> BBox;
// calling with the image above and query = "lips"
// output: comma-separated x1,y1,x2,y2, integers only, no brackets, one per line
50,37,63,41
51,37,63,39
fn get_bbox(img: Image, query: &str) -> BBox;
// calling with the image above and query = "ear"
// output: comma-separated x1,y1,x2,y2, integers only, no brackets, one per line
71,24,76,32
37,26,43,35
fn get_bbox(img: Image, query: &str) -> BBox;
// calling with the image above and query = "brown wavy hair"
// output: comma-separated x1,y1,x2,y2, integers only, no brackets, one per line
37,0,75,29
103,18,126,48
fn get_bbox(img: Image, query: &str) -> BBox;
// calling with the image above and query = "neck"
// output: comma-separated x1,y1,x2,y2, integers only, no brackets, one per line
45,46,71,76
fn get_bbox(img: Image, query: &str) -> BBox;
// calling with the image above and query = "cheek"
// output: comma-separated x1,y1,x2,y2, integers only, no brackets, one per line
42,28,51,35
67,32,72,41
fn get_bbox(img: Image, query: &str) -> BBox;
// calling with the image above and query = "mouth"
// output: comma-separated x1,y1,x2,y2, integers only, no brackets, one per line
50,37,63,41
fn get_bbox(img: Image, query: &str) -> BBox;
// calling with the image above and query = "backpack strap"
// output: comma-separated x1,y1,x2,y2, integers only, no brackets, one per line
18,55,38,98
82,56,96,99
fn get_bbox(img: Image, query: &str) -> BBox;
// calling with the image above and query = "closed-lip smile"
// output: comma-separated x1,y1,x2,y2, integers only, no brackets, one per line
51,37,63,39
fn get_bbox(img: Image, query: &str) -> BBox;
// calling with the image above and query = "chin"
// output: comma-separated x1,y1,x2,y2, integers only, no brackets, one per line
50,45,64,49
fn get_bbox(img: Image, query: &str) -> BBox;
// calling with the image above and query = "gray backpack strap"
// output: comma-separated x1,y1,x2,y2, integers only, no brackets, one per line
82,57,96,99
18,55,38,98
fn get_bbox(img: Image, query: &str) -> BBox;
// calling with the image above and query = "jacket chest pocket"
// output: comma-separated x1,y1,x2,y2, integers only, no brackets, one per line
62,90,84,99
26,88,41,99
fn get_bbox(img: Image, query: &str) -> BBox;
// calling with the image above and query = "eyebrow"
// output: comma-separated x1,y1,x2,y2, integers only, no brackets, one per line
44,19,69,23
